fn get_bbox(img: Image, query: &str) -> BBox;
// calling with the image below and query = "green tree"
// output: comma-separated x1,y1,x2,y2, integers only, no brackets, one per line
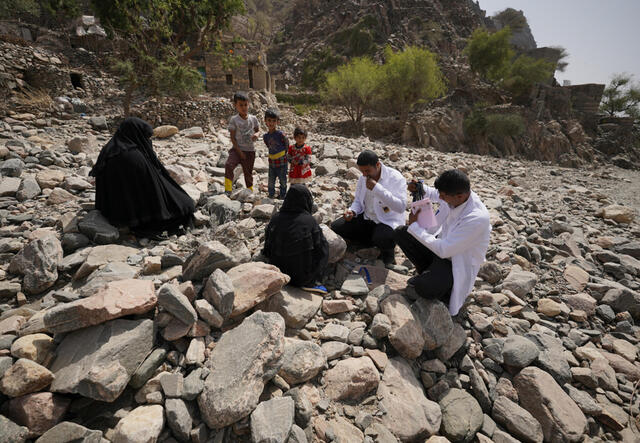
379,46,446,121
0,0,79,21
91,0,244,115
600,73,640,119
321,57,381,125
464,27,514,83
0,0,38,18
502,55,554,98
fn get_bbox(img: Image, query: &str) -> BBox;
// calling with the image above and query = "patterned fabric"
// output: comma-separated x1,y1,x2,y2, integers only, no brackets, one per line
287,144,312,180
228,114,259,151
263,130,289,168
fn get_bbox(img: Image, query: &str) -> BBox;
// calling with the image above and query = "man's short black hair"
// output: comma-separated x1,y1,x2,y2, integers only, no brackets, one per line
265,108,280,120
434,169,471,195
233,91,249,103
356,150,379,166
293,126,307,137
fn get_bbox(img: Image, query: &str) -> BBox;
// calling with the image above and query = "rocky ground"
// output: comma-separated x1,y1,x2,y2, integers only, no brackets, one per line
0,111,639,443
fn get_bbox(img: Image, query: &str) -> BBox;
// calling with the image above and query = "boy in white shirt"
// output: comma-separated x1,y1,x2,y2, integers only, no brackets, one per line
394,169,491,316
331,150,406,265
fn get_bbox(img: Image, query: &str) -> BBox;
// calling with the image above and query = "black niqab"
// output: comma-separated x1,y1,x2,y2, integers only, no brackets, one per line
280,184,313,214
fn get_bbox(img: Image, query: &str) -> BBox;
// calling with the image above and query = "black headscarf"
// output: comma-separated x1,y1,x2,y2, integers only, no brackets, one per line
280,184,313,214
90,117,161,177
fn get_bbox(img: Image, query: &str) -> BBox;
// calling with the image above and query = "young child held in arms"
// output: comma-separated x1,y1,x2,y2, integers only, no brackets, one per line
225,92,259,195
288,127,312,184
263,108,289,199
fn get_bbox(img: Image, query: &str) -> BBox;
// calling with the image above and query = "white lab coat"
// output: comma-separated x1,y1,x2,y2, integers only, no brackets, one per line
349,162,407,229
407,186,491,315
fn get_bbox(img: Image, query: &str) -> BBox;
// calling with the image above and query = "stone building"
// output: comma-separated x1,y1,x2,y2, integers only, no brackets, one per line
202,40,275,94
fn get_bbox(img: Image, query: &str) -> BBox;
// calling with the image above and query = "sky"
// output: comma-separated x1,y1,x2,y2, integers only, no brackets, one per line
477,0,640,86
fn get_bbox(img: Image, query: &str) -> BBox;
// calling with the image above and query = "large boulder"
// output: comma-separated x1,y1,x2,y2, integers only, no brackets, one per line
43,279,157,334
111,405,164,443
502,267,537,298
250,397,295,443
320,225,346,263
227,262,290,317
412,299,453,351
182,241,239,282
381,294,425,359
34,422,102,443
0,359,54,398
49,319,154,402
492,396,543,443
198,311,285,429
601,287,640,320
598,204,635,224
7,392,70,437
525,331,571,384
514,367,587,442
206,194,242,226
9,235,62,294
261,286,322,329
278,339,326,385
323,357,379,401
73,245,139,280
502,335,539,368
439,389,483,443
378,358,441,441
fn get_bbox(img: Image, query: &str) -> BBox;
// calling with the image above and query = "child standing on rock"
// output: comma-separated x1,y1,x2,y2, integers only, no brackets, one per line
263,108,289,199
225,91,260,195
287,127,312,185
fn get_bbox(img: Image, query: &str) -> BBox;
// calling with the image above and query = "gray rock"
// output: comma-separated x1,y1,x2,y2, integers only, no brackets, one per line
469,368,492,413
502,267,538,298
436,323,466,361
261,286,322,329
195,299,223,328
478,261,502,284
278,339,326,385
165,398,192,442
563,384,602,416
0,414,29,443
320,225,346,263
1,158,24,177
525,331,571,384
370,313,392,339
207,194,242,226
321,341,350,360
439,388,484,443
601,287,640,320
160,372,184,398
130,348,167,389
34,421,102,443
203,268,235,319
378,358,441,441
182,241,237,282
284,388,313,428
0,177,21,196
502,335,539,368
182,368,206,401
49,319,154,402
9,234,63,295
288,425,308,443
250,397,295,443
16,177,40,201
412,298,453,350
89,116,108,130
61,233,90,254
340,275,369,296
78,210,119,244
158,284,197,326
0,356,12,378
198,311,285,429
319,323,350,342
492,396,543,443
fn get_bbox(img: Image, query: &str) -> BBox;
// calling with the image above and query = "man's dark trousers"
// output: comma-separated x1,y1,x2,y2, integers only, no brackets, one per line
331,214,395,263
394,225,453,303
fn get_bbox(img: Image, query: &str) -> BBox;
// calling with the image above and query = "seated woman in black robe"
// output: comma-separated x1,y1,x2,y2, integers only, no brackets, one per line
89,117,195,238
263,184,329,294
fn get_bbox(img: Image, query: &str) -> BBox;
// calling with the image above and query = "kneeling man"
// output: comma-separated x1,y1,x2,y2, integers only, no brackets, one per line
394,169,491,316
331,150,406,265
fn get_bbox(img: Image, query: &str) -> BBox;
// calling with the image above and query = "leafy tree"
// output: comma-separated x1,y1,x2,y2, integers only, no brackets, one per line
493,8,528,31
502,55,554,98
0,0,79,21
0,0,39,18
379,46,446,121
91,0,244,115
600,73,640,120
301,48,343,89
321,57,381,125
465,27,514,83
551,46,569,73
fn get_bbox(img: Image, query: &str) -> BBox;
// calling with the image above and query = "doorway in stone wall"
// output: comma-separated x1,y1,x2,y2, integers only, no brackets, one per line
248,68,254,89
70,72,83,89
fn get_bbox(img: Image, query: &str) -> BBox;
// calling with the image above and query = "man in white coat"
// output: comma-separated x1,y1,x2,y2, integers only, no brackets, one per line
394,169,491,316
331,150,407,265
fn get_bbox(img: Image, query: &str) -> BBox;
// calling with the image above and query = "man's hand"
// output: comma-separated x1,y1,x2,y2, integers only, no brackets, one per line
365,176,377,191
408,208,420,225
344,209,355,221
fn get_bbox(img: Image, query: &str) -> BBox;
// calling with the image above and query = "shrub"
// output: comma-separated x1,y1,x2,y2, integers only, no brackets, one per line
464,27,514,83
321,57,381,124
464,109,524,138
301,48,343,89
378,45,446,120
600,73,640,120
503,55,554,98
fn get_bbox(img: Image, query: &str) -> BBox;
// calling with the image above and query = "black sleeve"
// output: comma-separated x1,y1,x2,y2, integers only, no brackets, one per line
263,221,274,258
311,223,329,270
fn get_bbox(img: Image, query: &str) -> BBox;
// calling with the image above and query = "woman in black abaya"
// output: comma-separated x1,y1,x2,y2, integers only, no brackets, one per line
89,117,195,238
263,184,329,293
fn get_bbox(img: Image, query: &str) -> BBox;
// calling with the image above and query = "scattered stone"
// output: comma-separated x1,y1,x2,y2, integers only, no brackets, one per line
413,298,453,350
323,357,379,401
158,283,197,326
598,204,635,224
227,262,289,317
340,274,369,296
77,210,119,244
439,388,483,443
279,339,326,385
8,392,70,437
502,335,539,368
492,396,543,443
0,414,29,443
153,125,179,138
182,241,238,281
261,286,322,329
502,266,537,297
9,235,62,294
0,358,54,397
250,397,295,443
381,294,424,359
112,405,164,443
321,225,346,263
10,333,55,365
202,268,235,319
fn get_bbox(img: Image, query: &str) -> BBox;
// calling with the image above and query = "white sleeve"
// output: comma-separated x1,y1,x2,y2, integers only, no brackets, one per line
372,174,407,213
407,214,488,259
